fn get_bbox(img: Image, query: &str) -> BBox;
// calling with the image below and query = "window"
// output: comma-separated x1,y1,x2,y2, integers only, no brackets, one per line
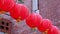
6,23,9,26
2,21,4,25
6,27,9,30
32,0,39,14
0,18,12,34
0,26,4,29
38,0,39,10
18,0,24,3
18,0,22,2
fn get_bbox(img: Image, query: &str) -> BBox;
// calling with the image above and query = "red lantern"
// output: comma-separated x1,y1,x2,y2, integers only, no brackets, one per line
0,0,5,14
0,0,3,9
38,19,52,32
47,26,59,34
10,4,29,22
26,13,42,28
19,4,29,20
59,31,60,34
0,0,15,11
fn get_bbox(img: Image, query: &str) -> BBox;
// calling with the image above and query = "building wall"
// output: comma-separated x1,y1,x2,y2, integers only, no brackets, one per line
23,0,32,12
39,0,60,29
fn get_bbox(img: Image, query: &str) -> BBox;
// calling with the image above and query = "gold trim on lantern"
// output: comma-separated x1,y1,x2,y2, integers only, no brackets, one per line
16,19,21,22
43,29,49,34
0,11,6,14
16,17,21,22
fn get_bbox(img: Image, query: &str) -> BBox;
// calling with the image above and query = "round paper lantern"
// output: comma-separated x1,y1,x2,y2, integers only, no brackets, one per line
47,26,59,34
38,19,52,32
0,0,15,11
19,4,29,20
0,0,3,9
59,31,60,34
10,4,29,22
26,13,42,28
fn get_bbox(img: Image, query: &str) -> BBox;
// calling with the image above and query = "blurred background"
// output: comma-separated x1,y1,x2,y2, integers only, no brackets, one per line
0,0,60,34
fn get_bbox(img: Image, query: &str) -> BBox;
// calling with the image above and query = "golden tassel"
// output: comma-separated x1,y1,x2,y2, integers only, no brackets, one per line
42,29,49,34
16,17,21,22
